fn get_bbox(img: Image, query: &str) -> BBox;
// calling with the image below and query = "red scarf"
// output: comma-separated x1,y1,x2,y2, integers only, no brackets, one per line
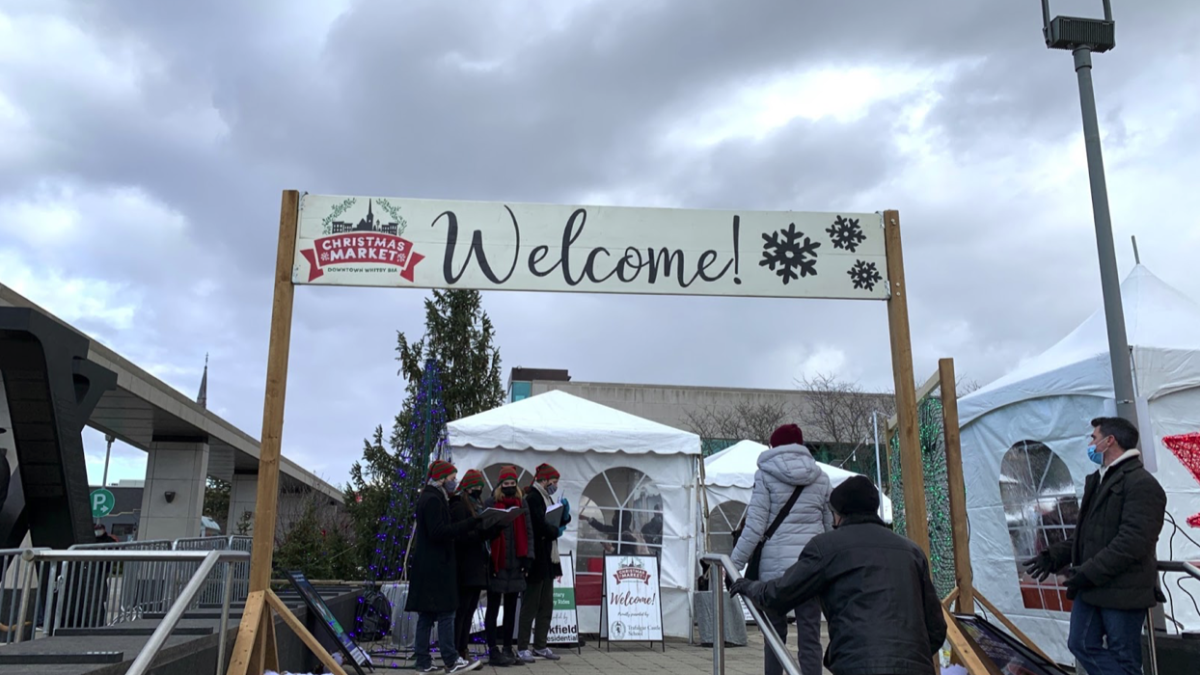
490,496,529,573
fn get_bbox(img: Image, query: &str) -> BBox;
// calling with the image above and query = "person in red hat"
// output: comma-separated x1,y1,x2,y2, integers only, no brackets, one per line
516,463,570,663
449,469,499,663
728,424,832,675
405,459,483,674
483,465,533,667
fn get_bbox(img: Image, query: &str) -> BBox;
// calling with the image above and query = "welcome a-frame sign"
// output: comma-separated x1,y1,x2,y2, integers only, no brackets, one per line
226,191,932,674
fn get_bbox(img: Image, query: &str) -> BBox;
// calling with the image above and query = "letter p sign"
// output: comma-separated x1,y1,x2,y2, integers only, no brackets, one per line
91,488,115,518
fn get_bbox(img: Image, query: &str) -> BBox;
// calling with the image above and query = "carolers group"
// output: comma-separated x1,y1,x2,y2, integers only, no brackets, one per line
405,460,571,674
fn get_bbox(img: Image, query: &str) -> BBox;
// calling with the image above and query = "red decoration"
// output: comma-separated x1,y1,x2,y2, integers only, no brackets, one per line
1163,433,1200,527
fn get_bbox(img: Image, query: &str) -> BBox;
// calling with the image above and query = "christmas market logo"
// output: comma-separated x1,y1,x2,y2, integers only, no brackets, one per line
298,198,425,282
612,557,651,585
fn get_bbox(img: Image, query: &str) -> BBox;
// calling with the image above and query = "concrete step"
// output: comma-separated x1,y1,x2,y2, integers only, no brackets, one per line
55,625,214,637
142,610,241,621
0,651,125,665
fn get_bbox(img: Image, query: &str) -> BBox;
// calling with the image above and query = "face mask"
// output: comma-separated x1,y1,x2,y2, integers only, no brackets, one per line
502,486,517,497
94,529,104,537
546,483,558,495
1087,444,1103,465
443,479,458,493
469,488,483,499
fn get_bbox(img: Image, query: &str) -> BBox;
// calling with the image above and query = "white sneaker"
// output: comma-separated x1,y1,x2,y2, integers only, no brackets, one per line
419,666,442,673
447,657,482,674
517,650,537,663
532,648,560,661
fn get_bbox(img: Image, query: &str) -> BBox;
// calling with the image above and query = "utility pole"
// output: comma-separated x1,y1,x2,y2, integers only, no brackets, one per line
1040,1,1136,424
102,433,114,487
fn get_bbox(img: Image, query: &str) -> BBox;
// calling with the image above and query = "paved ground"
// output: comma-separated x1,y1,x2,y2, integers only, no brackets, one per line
458,627,831,675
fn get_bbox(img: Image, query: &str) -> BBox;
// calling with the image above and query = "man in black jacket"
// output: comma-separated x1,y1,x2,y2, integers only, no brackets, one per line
405,460,483,674
1024,417,1166,675
730,476,946,675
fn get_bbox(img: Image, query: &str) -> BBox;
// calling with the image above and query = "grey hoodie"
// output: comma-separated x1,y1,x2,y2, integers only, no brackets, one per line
729,443,833,582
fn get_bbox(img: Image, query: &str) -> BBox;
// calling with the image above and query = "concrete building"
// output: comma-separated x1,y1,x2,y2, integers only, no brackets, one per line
0,283,342,545
506,367,893,473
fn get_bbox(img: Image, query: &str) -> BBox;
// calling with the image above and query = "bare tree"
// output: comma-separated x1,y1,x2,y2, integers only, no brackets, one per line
682,400,792,447
797,373,895,451
955,376,981,396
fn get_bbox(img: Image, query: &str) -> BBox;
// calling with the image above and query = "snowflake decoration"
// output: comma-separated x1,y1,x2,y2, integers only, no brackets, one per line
320,251,331,262
1163,433,1200,527
761,223,820,284
826,215,867,252
847,260,882,291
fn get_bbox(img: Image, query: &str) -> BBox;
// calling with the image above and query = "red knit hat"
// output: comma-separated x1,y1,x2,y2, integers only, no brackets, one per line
498,465,519,483
535,463,560,481
428,459,456,481
460,469,485,492
769,424,804,448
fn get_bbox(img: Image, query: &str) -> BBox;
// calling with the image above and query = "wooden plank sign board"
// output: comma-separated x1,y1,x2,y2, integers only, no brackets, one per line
284,571,371,675
292,194,888,300
951,613,1068,675
601,555,664,644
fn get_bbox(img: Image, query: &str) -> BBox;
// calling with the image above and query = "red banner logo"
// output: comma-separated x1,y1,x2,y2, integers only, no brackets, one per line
299,233,425,282
613,567,651,585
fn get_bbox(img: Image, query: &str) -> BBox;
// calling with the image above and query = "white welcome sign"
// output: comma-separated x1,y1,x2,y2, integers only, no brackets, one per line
293,194,888,301
602,555,664,644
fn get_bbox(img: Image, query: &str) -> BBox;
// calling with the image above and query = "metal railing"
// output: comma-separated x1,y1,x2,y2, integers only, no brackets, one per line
700,553,801,675
1146,559,1200,675
11,549,249,675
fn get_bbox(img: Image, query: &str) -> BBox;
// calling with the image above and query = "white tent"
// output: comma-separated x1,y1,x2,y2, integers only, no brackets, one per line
703,439,894,526
959,265,1200,664
447,389,701,639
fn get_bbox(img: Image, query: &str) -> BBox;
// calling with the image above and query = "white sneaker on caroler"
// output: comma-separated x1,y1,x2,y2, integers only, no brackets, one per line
532,648,560,661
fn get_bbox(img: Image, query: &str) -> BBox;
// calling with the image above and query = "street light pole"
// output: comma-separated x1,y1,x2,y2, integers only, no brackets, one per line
1041,1,1136,424
102,434,114,487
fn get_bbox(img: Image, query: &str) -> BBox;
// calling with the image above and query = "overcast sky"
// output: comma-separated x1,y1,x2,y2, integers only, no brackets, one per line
2,0,1198,488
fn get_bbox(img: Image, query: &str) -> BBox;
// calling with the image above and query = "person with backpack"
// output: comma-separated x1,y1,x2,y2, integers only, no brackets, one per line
449,469,497,663
516,463,570,663
728,424,832,675
484,466,534,667
405,459,484,674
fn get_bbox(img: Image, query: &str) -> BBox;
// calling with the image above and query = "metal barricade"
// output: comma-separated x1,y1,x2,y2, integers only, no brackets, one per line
227,535,252,602
1,547,48,644
64,538,174,626
174,537,230,608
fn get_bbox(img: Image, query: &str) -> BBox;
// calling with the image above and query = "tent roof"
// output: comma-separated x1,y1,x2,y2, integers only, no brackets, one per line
960,265,1200,425
704,440,768,486
447,389,701,455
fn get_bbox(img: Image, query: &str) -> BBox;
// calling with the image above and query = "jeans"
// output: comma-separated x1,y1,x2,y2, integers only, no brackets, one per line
764,598,823,675
1067,597,1146,675
415,610,459,669
455,587,484,657
486,591,520,653
517,577,555,651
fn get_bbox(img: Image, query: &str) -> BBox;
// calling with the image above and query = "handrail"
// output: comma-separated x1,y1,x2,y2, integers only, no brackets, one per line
17,548,250,675
1146,560,1200,675
700,554,802,675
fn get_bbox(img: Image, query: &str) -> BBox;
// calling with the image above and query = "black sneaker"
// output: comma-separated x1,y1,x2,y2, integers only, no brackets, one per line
488,651,512,667
418,665,441,673
447,657,482,674
503,650,525,666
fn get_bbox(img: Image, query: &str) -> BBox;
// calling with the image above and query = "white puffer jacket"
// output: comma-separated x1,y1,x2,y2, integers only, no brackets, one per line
729,443,833,582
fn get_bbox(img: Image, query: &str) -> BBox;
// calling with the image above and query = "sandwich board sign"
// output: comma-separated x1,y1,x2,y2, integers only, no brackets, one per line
600,554,664,651
548,552,581,651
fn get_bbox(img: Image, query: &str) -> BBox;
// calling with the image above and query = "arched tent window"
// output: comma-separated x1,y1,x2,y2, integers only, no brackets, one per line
480,463,531,494
707,501,748,557
574,468,664,606
1000,440,1081,612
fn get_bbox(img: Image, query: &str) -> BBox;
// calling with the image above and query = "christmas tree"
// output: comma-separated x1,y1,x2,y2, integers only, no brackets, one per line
355,357,448,640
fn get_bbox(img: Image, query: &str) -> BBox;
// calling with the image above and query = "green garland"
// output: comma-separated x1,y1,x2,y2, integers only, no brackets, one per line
374,198,408,236
888,396,957,599
320,197,358,235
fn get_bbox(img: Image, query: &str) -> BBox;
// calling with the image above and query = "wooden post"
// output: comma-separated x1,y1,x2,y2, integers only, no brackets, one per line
939,358,974,615
227,190,300,675
883,210,930,555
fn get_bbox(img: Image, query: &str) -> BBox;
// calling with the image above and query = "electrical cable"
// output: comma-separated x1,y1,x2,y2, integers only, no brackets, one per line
1161,510,1200,635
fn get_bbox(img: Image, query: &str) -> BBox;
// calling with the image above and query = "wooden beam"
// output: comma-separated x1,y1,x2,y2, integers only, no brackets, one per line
974,592,1055,665
886,368,942,432
939,358,975,616
942,608,1001,675
225,592,266,675
267,591,351,675
942,586,960,610
883,210,930,555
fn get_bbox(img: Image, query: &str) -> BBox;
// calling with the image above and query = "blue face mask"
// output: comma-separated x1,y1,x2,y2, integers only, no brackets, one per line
546,483,558,495
443,479,458,493
1087,445,1103,465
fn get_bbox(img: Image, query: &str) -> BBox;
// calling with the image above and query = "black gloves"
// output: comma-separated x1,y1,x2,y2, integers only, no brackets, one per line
1022,552,1056,582
728,578,765,605
1064,569,1093,599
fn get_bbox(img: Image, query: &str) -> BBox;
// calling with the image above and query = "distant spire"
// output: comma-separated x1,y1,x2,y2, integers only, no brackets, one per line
197,353,208,409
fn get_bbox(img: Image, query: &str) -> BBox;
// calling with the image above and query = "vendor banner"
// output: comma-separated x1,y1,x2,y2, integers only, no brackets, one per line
602,554,664,643
548,553,580,646
293,193,888,300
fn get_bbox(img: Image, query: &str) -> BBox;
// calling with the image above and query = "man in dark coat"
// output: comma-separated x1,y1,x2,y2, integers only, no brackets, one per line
1024,416,1167,675
516,463,570,663
405,460,483,674
730,476,947,675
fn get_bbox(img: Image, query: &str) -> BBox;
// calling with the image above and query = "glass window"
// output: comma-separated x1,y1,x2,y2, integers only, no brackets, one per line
1000,440,1080,613
574,468,664,606
706,501,747,557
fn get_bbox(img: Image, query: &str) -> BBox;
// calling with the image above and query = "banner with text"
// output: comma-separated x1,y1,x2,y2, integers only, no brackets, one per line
603,554,663,642
293,194,888,300
548,553,580,645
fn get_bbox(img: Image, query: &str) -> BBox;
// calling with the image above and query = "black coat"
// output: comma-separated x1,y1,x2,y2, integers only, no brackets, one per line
405,484,477,613
484,496,534,594
752,514,946,675
524,487,566,582
450,494,495,590
1048,456,1166,609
